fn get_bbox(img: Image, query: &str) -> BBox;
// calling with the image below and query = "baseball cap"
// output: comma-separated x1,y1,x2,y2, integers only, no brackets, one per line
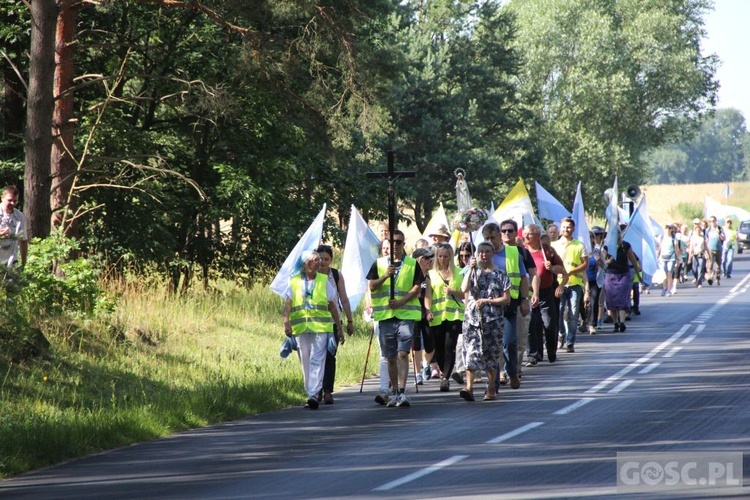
412,246,435,259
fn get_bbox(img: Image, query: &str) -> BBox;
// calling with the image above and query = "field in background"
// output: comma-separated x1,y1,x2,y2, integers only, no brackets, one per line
643,181,750,225
382,181,750,245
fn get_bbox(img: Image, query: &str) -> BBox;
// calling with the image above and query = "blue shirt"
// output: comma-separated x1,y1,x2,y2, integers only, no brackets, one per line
706,227,723,251
492,247,528,276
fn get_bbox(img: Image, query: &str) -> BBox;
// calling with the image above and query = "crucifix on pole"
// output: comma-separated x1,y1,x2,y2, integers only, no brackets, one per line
366,150,415,300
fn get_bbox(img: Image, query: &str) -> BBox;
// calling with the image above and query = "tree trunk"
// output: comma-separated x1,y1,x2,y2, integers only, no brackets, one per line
24,0,58,239
51,2,78,238
1,8,25,137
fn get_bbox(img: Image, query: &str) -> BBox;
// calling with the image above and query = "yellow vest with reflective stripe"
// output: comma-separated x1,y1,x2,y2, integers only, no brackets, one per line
371,256,422,321
289,273,333,335
504,245,522,299
428,268,465,326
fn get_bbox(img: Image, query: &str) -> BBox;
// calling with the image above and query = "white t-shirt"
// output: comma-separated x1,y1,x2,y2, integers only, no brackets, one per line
0,208,27,266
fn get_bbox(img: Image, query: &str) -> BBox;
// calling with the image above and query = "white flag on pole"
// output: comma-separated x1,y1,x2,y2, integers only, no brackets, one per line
341,205,381,312
269,204,327,298
572,181,592,254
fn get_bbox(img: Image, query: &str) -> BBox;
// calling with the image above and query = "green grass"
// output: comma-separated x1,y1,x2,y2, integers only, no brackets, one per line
0,279,376,479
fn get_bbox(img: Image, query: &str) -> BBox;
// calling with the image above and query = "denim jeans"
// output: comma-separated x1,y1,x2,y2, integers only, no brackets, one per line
558,284,583,346
499,311,518,377
722,246,734,277
692,255,705,285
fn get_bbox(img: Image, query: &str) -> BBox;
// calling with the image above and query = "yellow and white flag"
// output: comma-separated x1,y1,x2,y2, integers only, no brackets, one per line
492,179,536,228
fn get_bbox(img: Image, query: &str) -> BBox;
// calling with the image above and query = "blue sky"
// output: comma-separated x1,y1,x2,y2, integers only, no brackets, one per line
703,0,750,120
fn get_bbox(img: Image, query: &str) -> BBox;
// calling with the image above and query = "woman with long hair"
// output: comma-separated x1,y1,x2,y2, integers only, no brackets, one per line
429,243,465,392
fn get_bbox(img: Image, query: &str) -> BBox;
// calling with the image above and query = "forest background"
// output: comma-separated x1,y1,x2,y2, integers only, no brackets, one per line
1,0,749,479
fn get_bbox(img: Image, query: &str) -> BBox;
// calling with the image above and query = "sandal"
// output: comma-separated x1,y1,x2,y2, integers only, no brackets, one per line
459,389,475,402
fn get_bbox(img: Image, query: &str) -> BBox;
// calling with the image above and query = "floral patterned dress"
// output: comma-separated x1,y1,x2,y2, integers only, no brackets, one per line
462,267,511,372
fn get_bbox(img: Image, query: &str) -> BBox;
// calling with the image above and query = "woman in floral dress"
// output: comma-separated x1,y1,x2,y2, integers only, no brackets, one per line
459,241,511,402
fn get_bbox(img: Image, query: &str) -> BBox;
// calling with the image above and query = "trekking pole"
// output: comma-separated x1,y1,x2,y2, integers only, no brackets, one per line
411,337,420,393
359,326,375,393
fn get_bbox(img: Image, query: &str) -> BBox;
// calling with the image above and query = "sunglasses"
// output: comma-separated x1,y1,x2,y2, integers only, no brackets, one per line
392,240,405,245
500,229,515,234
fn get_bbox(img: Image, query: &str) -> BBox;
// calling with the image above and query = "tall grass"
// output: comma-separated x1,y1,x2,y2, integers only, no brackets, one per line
0,278,376,479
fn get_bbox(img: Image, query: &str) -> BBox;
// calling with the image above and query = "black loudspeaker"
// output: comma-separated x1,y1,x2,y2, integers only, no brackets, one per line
625,185,641,199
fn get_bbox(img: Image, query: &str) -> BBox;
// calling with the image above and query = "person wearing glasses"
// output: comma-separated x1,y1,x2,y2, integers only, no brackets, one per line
498,219,539,380
523,224,567,364
367,230,425,407
456,241,475,269
283,251,343,409
451,241,475,385
481,222,529,389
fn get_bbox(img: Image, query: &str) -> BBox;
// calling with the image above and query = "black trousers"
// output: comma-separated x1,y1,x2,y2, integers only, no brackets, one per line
528,286,559,362
432,319,462,379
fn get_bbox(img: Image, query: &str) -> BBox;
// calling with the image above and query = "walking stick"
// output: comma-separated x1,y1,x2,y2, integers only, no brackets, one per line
411,340,420,393
359,326,375,393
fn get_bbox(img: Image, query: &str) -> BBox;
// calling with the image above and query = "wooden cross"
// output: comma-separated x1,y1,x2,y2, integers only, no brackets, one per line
366,150,415,299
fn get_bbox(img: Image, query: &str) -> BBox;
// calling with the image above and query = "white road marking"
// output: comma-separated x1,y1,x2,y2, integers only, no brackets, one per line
373,454,469,491
554,397,595,415
639,362,660,374
608,379,635,394
664,346,682,358
486,421,545,444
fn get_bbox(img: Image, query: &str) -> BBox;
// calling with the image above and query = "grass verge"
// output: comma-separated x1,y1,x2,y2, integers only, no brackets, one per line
0,279,376,479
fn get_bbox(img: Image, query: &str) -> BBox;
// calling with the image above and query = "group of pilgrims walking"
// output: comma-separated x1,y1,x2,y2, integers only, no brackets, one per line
283,210,736,409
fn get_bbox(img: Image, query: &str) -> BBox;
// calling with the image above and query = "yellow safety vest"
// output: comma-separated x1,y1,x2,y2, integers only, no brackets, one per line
504,245,522,299
726,228,737,249
428,268,464,326
552,238,586,287
289,273,333,335
371,256,422,321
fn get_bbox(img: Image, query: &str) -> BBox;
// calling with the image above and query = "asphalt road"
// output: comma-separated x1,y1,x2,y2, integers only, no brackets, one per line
3,257,750,499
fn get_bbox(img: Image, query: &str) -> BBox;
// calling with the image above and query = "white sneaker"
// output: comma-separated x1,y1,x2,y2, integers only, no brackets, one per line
396,392,411,407
387,392,399,407
588,325,597,335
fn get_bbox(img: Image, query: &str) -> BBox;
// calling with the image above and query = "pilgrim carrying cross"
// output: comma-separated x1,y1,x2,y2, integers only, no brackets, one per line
366,150,415,299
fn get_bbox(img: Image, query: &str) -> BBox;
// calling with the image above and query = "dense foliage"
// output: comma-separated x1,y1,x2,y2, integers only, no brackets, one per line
0,0,726,285
645,108,750,184
505,0,718,212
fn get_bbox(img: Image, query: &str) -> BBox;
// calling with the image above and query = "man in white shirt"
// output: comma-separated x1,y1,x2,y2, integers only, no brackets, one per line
0,186,28,267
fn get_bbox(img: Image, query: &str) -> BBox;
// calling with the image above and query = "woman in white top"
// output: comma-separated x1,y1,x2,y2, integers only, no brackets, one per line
657,224,682,296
